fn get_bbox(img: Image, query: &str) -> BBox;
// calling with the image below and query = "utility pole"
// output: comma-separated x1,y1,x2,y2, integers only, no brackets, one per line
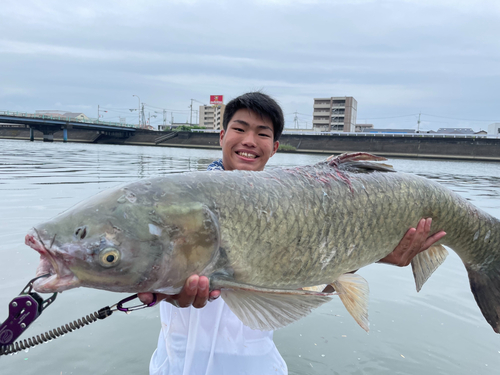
141,104,146,129
151,113,158,129
294,112,299,129
189,99,194,125
189,99,207,125
97,105,107,122
163,109,167,126
417,112,421,133
133,95,141,127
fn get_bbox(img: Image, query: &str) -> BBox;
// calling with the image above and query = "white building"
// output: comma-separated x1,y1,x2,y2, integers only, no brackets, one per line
312,97,357,132
35,110,89,121
488,123,500,135
199,104,226,130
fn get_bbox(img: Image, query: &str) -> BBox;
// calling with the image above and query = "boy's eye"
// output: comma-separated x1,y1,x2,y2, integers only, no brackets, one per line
259,133,271,137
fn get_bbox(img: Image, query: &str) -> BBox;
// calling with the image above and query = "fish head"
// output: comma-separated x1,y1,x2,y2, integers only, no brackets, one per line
26,179,220,295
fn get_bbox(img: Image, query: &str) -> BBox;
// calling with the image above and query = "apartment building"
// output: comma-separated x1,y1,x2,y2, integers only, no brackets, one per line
312,97,357,132
199,104,226,130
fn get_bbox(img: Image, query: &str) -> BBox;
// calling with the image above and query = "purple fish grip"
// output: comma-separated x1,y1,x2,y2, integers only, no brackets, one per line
0,295,41,346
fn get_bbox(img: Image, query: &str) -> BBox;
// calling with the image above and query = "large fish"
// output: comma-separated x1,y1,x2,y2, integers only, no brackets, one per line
25,153,500,333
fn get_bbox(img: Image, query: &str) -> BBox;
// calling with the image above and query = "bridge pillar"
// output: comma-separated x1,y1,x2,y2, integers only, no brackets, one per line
30,127,34,142
30,125,58,142
63,128,68,143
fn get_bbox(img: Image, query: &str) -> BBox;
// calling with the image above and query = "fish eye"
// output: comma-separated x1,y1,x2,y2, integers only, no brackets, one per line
98,248,121,268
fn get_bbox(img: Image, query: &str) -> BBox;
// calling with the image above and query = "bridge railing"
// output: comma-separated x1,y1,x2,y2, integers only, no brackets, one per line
0,111,139,129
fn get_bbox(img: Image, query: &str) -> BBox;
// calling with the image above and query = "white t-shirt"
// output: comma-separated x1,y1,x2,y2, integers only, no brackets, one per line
150,159,287,374
149,298,288,375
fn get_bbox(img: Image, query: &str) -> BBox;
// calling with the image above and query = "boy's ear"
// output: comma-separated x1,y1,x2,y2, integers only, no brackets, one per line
219,129,225,145
272,141,279,156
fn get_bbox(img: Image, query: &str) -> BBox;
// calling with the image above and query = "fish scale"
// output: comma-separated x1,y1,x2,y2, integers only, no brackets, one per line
210,166,485,286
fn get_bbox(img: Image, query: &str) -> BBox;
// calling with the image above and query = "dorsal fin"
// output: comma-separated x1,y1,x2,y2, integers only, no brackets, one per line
325,152,395,173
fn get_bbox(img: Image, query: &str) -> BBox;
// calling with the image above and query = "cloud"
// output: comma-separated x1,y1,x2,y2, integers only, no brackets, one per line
0,0,499,130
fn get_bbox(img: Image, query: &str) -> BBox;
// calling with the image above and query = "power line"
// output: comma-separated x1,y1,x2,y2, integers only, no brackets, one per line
421,113,500,122
358,114,419,120
285,112,310,117
98,106,134,111
358,113,499,122
101,105,191,114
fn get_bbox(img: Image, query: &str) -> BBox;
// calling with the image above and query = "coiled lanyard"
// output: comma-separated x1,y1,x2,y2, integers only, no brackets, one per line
0,274,157,356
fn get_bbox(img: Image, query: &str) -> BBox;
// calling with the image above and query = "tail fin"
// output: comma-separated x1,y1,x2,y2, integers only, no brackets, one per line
465,264,500,333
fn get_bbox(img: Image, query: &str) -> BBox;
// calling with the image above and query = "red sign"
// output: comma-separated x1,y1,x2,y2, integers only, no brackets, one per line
210,95,223,104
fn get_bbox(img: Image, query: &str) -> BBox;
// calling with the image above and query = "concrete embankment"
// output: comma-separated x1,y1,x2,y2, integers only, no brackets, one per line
1,126,499,161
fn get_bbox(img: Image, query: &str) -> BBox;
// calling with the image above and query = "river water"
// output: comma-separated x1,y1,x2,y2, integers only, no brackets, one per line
1,139,499,374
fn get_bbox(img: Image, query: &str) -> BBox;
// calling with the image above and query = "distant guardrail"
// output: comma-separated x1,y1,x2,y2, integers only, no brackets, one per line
0,111,139,129
304,132,498,139
191,128,499,139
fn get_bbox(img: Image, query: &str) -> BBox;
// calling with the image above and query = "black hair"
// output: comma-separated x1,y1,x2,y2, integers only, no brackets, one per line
222,92,284,142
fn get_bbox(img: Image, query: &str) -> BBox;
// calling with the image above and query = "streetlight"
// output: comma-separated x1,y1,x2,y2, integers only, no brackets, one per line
133,95,141,127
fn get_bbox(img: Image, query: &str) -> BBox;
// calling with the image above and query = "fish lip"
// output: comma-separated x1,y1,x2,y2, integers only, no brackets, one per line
32,273,79,293
26,230,59,272
25,229,79,293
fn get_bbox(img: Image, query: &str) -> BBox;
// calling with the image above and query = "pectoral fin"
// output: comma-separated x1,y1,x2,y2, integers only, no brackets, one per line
212,280,335,331
411,244,449,292
332,273,370,332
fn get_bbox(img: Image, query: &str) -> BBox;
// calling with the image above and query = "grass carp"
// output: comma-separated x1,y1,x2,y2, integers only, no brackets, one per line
25,153,500,333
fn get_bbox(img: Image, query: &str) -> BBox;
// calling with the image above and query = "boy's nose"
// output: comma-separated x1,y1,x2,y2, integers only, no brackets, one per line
241,132,257,147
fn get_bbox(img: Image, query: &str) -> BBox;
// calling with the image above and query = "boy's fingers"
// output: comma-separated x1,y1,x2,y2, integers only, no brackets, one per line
400,227,416,248
422,231,447,251
208,290,221,302
175,275,199,307
192,276,210,308
409,218,433,256
424,218,433,233
137,292,155,305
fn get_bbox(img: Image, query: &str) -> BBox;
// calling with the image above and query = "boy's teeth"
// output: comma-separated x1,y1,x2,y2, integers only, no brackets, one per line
239,152,256,158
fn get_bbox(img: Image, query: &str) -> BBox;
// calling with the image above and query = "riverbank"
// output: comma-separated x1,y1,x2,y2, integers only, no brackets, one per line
1,125,499,161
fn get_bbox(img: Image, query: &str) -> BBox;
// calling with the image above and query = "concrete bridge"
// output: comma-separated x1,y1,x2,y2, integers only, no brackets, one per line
0,111,137,142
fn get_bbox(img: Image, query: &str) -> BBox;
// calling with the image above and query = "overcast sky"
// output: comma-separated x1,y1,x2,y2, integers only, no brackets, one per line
1,0,499,131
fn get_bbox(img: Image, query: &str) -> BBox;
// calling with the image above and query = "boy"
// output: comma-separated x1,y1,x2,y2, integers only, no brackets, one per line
140,92,446,375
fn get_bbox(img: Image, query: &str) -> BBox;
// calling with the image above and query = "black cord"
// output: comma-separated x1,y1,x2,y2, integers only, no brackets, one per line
0,306,113,356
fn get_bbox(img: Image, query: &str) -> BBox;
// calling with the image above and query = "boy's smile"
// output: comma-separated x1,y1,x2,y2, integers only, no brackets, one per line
220,109,279,171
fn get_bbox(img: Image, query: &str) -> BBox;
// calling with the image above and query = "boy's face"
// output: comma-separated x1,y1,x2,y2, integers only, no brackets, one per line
219,109,279,171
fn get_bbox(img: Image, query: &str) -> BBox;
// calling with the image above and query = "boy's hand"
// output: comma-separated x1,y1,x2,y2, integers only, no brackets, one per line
378,218,447,267
138,275,221,309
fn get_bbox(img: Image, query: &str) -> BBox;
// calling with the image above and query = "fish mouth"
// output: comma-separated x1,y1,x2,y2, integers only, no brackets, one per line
25,229,80,293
